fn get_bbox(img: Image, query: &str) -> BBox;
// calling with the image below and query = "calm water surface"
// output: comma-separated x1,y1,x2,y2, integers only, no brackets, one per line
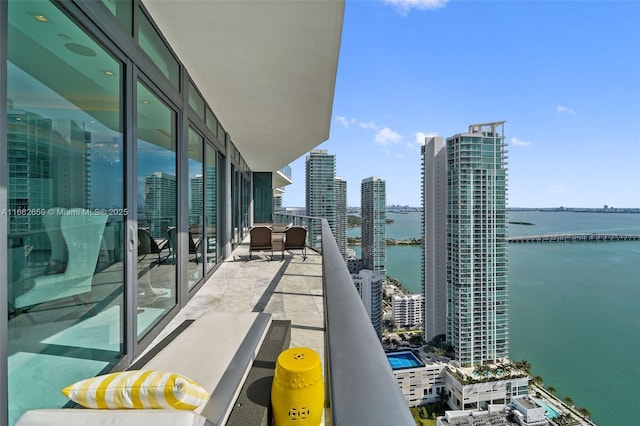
349,211,640,426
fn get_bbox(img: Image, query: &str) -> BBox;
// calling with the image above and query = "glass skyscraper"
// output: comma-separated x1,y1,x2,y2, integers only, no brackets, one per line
334,177,347,260
305,150,337,253
361,176,386,280
446,122,508,367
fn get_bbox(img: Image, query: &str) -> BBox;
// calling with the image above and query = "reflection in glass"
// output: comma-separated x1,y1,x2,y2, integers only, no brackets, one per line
7,2,124,424
231,165,239,245
217,153,226,261
101,0,132,33
205,143,217,272
136,81,177,338
241,173,250,239
205,106,217,137
188,127,205,288
188,81,205,120
137,7,179,90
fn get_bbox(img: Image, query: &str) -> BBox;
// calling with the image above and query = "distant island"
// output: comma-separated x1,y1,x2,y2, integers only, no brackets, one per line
508,207,640,213
347,237,421,246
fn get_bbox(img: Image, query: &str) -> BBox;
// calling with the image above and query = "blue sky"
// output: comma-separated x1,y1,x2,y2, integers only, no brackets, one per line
284,0,640,209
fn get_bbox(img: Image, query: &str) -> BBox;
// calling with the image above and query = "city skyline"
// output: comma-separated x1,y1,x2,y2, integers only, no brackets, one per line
283,0,640,209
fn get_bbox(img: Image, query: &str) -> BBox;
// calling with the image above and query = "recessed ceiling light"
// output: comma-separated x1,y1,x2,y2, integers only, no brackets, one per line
15,117,22,121
141,100,151,105
34,14,48,22
103,70,115,76
64,42,97,57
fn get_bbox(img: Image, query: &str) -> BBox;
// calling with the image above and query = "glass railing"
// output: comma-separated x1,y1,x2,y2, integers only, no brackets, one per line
272,211,413,424
272,212,323,253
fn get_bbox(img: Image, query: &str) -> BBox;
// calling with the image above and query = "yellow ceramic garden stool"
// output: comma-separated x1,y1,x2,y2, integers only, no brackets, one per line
271,347,324,425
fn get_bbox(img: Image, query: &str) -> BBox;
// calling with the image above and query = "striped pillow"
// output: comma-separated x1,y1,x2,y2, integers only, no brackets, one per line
62,370,210,410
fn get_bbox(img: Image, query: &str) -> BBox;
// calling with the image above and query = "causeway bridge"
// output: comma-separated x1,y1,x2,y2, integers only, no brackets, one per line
507,233,640,243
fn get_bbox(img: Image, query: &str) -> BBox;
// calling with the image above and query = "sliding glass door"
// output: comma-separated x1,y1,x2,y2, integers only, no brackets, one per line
135,80,177,338
6,2,125,422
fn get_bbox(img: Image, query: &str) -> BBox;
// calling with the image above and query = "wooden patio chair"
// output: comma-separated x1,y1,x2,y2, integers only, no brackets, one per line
284,226,307,260
249,226,273,260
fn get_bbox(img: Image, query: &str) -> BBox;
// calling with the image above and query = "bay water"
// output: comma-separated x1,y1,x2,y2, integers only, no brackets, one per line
348,211,640,425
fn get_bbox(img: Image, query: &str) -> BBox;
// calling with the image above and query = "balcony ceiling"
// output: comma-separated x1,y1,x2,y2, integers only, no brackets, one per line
142,0,344,176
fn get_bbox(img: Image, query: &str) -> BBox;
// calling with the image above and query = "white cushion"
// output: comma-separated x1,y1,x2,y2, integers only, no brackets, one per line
15,409,208,426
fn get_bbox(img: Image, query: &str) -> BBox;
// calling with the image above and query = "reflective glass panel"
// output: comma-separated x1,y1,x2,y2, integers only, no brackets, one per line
217,153,226,261
136,81,177,338
205,106,217,137
188,127,204,288
188,81,205,120
137,8,179,90
101,0,132,34
7,2,125,423
205,143,217,272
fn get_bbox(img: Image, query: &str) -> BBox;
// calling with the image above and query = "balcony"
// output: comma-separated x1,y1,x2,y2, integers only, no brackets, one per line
140,218,413,425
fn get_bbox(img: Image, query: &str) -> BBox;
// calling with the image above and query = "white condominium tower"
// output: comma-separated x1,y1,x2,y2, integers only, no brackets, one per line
361,176,386,280
421,137,447,342
334,177,348,260
351,269,383,339
392,294,424,329
446,122,508,367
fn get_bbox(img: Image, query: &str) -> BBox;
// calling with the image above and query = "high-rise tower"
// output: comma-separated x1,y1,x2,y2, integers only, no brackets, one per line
361,176,386,280
446,122,508,367
144,172,177,240
334,177,347,260
305,150,336,250
421,137,447,342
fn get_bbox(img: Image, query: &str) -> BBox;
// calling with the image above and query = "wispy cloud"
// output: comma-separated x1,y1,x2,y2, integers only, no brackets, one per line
359,120,380,130
375,127,403,145
557,105,576,116
335,116,356,128
511,137,532,147
383,0,450,14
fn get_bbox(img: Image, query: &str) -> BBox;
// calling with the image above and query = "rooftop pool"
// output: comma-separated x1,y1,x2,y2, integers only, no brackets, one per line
535,398,561,419
386,350,425,370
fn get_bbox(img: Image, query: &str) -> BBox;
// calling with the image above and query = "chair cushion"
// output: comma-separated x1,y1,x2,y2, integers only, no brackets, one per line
15,409,209,426
62,370,209,410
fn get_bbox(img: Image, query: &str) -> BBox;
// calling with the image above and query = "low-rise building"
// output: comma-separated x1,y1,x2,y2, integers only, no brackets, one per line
387,351,447,406
392,294,424,328
436,397,554,426
444,363,530,410
387,352,530,413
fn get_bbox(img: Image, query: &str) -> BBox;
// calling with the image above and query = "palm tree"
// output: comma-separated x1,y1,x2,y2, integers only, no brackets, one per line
576,407,591,418
532,375,544,385
512,359,532,374
546,386,557,395
519,359,532,373
563,396,574,406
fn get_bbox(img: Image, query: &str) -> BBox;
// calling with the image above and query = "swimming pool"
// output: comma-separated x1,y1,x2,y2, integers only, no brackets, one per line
386,351,425,370
535,398,561,419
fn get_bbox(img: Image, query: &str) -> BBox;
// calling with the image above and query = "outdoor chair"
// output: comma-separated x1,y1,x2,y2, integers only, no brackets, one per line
137,227,170,264
14,208,107,311
284,226,307,259
167,227,202,264
249,226,273,260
